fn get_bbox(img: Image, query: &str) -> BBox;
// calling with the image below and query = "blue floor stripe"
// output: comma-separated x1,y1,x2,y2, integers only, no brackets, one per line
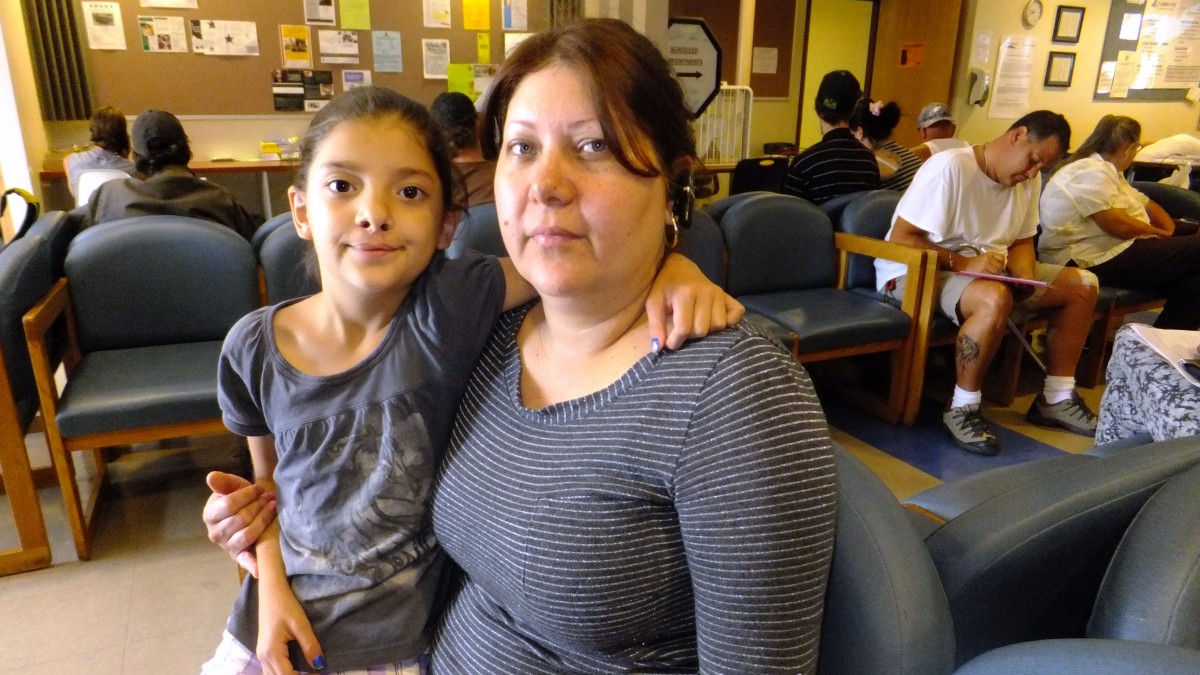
823,395,1067,484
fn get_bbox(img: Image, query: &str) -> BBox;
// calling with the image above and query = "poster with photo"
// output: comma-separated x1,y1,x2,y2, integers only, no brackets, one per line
271,69,306,111
280,24,314,68
139,15,189,53
82,2,127,50
305,0,336,26
303,70,335,111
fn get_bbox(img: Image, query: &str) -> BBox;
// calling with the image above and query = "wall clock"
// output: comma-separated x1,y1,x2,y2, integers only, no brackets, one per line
1022,0,1044,29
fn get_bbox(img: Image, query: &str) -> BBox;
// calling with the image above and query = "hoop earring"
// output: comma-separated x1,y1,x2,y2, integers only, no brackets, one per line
665,214,680,248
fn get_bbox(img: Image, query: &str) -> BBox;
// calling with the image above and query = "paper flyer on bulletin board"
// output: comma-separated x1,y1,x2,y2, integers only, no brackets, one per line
503,0,528,31
425,0,452,28
139,15,189,53
319,30,360,64
464,0,490,31
82,2,127,50
340,0,371,30
280,25,313,68
373,31,403,72
304,0,336,26
423,38,450,79
191,20,259,56
988,36,1035,120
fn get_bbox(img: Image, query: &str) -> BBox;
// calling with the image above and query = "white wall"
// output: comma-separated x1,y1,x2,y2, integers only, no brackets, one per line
0,5,47,238
953,0,1200,147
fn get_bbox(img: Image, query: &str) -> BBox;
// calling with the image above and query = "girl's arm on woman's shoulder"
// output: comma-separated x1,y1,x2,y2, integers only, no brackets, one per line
496,254,745,351
674,338,837,673
247,436,326,675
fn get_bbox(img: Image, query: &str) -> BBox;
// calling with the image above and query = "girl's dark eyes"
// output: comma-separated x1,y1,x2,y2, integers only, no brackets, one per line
401,186,424,199
328,179,353,193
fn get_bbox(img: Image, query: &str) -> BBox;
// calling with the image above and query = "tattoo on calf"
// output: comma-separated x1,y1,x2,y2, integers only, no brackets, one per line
957,334,981,368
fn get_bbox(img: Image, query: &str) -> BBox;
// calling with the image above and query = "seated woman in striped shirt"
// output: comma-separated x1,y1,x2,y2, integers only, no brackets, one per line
851,99,923,192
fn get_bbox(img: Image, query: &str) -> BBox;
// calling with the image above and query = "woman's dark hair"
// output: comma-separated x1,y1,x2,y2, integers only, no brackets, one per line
431,91,480,154
479,18,697,196
850,100,902,143
1056,115,1140,172
90,106,129,155
294,85,460,215
814,70,862,125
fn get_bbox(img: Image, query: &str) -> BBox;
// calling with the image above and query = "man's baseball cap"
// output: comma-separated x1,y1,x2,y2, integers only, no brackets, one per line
917,102,954,129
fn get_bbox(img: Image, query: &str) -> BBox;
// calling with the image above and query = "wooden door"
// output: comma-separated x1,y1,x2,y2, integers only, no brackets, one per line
868,0,965,147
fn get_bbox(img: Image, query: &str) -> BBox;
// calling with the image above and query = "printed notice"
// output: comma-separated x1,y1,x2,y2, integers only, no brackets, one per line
373,30,403,72
987,36,1035,119
1110,50,1138,98
319,30,360,64
82,2,127,50
1120,12,1143,41
423,38,450,79
752,47,778,74
425,0,451,28
477,32,491,64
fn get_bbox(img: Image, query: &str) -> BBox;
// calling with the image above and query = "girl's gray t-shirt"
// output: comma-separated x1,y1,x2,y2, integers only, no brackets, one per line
218,251,504,671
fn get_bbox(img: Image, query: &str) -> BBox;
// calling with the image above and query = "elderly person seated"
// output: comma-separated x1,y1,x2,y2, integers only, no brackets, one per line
1040,115,1200,329
81,109,258,240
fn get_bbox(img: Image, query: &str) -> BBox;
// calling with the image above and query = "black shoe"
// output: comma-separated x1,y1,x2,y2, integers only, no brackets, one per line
943,404,1001,455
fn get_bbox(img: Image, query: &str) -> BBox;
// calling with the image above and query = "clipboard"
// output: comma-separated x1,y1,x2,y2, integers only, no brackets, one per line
957,271,1051,287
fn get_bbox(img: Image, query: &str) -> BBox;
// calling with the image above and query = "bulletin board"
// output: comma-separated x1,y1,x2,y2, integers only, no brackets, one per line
1093,0,1200,102
668,0,795,98
748,0,795,98
77,0,549,115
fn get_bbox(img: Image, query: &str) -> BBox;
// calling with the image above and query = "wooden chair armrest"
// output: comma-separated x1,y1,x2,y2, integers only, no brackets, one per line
21,278,75,418
834,233,935,317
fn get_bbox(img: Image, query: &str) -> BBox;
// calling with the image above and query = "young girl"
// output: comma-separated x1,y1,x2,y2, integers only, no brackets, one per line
849,99,923,192
202,86,736,675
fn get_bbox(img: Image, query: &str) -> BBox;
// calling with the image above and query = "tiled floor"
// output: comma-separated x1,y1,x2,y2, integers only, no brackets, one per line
0,435,247,674
0,359,1108,674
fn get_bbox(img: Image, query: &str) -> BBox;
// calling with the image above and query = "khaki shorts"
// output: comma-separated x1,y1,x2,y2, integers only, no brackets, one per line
885,262,1065,326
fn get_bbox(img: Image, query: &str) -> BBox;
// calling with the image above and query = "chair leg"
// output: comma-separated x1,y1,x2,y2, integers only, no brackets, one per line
983,332,1025,407
1076,317,1112,388
46,437,103,561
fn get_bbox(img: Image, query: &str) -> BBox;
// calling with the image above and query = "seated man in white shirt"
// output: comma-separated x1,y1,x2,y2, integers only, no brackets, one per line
910,102,970,162
876,111,1099,455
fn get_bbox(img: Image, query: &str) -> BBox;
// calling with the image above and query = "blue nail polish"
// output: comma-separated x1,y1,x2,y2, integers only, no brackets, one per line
313,655,325,669
651,337,660,353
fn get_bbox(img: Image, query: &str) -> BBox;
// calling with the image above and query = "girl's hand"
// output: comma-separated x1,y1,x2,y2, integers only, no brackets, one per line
647,253,745,351
257,575,325,675
203,471,276,578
